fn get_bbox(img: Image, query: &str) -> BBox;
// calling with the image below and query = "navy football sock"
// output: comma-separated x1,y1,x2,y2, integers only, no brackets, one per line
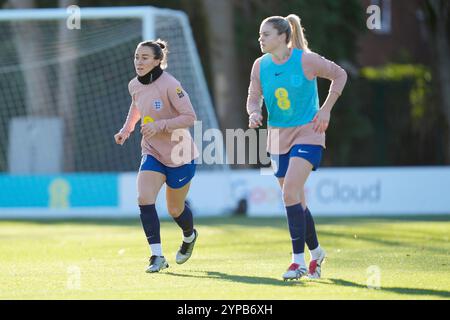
173,202,194,237
285,203,306,254
139,204,161,245
305,207,319,250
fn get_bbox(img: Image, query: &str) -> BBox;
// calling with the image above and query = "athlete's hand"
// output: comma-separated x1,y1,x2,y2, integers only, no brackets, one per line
249,111,263,128
312,108,330,134
141,122,158,139
114,131,129,145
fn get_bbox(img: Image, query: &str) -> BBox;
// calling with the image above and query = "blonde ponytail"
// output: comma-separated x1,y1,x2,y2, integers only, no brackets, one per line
285,14,309,51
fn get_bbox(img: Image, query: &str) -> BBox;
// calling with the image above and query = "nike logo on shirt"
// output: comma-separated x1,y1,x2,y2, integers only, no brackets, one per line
179,177,187,182
298,149,309,154
275,72,283,76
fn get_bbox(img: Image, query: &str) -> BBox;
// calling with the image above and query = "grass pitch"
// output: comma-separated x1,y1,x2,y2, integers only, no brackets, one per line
0,215,449,300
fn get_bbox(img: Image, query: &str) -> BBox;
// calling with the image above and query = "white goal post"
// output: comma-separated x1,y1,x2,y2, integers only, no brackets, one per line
0,6,223,173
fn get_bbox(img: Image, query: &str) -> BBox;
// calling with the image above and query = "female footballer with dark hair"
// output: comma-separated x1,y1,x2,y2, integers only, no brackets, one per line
115,39,199,273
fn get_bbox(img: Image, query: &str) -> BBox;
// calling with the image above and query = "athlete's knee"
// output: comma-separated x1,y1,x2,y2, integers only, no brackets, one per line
167,203,184,217
137,194,155,206
282,186,302,205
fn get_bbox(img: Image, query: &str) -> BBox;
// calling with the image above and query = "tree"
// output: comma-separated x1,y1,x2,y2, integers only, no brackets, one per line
201,0,248,166
201,0,247,132
57,0,78,171
5,0,79,171
423,0,450,161
5,0,55,117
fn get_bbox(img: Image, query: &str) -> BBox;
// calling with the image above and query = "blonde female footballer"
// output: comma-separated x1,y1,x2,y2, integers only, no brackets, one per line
247,15,347,280
114,40,199,273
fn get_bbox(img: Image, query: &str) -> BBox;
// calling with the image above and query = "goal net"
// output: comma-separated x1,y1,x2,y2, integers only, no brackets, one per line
0,6,222,173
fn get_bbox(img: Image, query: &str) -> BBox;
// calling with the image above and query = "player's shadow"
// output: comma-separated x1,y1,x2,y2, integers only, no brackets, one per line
327,278,450,299
318,230,448,254
165,270,303,287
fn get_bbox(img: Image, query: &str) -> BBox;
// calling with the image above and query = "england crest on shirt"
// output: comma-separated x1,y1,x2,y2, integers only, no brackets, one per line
153,99,163,111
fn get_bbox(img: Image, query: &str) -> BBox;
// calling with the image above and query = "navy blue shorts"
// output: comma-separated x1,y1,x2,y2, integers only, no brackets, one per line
270,144,323,178
139,154,196,189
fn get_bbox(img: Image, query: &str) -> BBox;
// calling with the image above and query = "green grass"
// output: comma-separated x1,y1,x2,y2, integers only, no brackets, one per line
0,215,449,300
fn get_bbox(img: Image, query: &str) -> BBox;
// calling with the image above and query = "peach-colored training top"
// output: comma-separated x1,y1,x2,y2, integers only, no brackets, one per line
120,71,199,167
246,50,347,154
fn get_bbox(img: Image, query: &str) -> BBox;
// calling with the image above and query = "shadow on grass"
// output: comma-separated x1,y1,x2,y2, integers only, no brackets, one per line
327,278,450,299
318,230,448,254
163,271,450,298
164,270,302,287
